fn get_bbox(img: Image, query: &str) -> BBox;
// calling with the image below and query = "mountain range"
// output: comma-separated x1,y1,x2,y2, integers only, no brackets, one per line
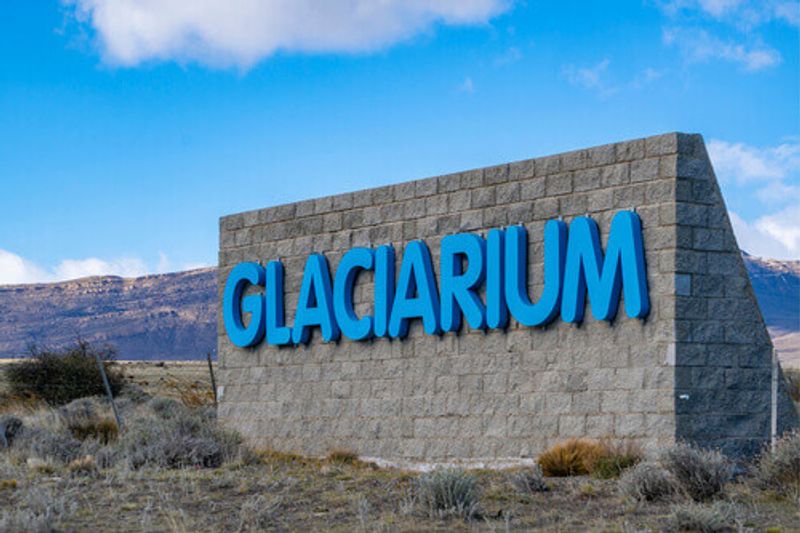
0,256,797,364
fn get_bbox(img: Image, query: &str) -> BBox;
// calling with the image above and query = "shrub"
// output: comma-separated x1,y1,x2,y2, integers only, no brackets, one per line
619,461,679,502
148,397,185,420
0,486,77,532
0,415,23,448
415,469,481,521
510,465,549,494
666,501,735,532
3,341,125,406
753,430,800,489
785,368,800,403
326,449,359,465
115,408,243,469
237,494,283,531
660,443,733,502
13,427,83,464
66,455,98,476
58,397,118,444
591,440,643,479
538,438,606,477
119,382,151,405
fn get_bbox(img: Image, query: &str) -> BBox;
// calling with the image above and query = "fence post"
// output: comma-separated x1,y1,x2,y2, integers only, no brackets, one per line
95,353,122,430
207,352,218,409
771,347,778,453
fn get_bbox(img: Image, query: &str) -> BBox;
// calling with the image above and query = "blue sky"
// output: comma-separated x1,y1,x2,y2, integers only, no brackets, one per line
0,0,798,283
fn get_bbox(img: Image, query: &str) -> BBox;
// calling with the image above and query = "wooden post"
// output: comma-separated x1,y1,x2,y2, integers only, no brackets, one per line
207,352,218,409
771,347,778,453
95,353,122,430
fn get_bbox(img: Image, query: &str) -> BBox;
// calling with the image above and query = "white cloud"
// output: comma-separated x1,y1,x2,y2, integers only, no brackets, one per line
659,0,799,27
64,0,511,68
0,250,205,285
562,58,618,98
458,76,475,94
0,250,53,285
730,209,800,260
53,257,149,280
697,0,745,17
662,27,781,71
710,138,800,259
707,139,800,184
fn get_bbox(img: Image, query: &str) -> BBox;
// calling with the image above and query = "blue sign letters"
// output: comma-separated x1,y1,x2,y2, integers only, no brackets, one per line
222,210,651,348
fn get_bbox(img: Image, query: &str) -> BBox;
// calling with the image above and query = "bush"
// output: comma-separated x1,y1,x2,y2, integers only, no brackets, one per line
510,465,549,494
13,427,83,464
666,501,735,532
237,494,283,531
3,342,125,406
115,408,243,469
538,438,606,477
785,368,800,403
0,415,23,448
147,397,185,419
592,440,643,479
660,443,733,502
326,449,359,465
58,397,118,444
415,469,480,521
0,486,77,532
619,461,678,502
753,430,800,489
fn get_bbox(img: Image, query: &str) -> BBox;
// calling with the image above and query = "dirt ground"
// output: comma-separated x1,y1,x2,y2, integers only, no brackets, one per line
1,454,799,532
1,360,799,531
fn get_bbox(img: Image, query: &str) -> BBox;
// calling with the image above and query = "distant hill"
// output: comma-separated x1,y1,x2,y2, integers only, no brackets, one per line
0,268,216,360
0,255,797,361
744,254,800,367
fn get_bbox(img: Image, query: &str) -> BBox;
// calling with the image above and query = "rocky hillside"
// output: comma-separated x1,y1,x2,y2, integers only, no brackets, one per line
0,268,216,360
0,255,796,361
744,254,800,367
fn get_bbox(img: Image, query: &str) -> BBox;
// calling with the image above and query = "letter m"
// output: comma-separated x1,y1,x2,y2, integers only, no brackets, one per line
561,210,650,323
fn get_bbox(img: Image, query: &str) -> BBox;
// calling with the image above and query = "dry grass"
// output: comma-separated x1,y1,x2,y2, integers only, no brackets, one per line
538,438,606,477
325,449,361,466
0,440,798,531
784,368,800,403
1,361,798,531
536,438,642,478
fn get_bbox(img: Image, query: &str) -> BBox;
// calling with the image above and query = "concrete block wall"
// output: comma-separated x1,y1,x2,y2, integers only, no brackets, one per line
217,132,797,463
670,135,799,456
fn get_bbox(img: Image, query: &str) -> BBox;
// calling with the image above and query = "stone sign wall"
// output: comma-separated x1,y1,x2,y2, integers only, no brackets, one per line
217,132,797,463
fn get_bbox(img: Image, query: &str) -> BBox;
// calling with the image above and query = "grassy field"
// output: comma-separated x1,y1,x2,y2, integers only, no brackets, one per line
0,359,215,406
1,359,799,531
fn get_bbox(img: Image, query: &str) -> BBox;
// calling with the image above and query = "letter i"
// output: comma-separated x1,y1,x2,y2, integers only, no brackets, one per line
373,245,395,337
486,229,508,329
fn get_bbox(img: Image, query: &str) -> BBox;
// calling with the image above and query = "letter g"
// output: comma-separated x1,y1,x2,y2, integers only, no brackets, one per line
223,262,266,348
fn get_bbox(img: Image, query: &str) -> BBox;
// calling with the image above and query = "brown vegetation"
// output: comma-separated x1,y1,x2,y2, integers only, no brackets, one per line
0,360,798,531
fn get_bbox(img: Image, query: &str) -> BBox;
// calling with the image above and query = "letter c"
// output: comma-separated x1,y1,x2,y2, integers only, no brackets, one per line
334,247,375,341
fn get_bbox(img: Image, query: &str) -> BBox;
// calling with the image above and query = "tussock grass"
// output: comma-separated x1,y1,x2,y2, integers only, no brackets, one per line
666,501,735,532
660,443,733,502
414,468,481,521
326,449,360,465
510,465,549,494
538,438,606,477
753,430,800,490
591,440,643,479
784,368,800,403
619,461,679,502
537,438,642,478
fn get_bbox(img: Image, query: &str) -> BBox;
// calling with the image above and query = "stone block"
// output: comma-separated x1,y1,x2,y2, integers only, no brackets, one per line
219,132,795,464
